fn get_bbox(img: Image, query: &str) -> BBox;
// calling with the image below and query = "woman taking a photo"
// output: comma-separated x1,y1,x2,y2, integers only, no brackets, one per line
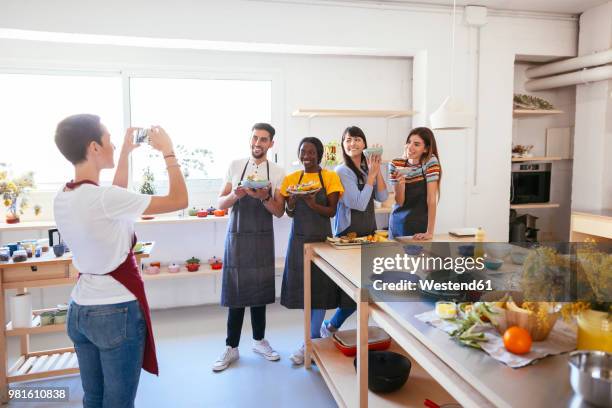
389,127,441,240
278,137,344,365
320,126,388,337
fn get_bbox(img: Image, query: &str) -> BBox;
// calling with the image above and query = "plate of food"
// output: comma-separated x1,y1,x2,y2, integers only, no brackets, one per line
327,232,391,249
241,175,270,189
287,180,321,195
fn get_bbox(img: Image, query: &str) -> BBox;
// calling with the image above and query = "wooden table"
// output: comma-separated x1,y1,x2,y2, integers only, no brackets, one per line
303,236,586,407
0,244,152,403
303,235,475,408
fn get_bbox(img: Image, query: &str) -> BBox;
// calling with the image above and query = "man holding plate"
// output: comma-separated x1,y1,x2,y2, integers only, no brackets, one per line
214,123,285,372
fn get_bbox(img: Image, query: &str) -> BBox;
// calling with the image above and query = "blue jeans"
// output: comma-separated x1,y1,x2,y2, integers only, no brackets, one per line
67,300,146,408
310,307,356,338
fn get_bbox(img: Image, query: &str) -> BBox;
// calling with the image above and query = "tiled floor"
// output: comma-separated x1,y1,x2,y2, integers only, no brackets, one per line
7,303,341,407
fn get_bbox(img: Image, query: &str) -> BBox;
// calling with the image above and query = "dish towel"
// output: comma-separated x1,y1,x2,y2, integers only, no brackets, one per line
415,309,576,368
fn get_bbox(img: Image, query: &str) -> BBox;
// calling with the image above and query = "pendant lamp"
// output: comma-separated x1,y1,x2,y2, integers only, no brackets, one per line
430,0,474,130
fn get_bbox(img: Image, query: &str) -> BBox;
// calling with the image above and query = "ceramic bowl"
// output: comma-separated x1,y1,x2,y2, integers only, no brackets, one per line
458,245,475,257
511,250,529,265
484,257,503,270
485,243,512,259
363,147,383,158
242,180,269,189
52,244,66,257
569,351,612,407
403,244,423,256
168,263,181,273
145,266,160,275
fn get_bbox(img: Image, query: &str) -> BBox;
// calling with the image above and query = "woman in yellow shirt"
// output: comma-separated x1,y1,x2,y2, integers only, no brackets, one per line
279,137,344,365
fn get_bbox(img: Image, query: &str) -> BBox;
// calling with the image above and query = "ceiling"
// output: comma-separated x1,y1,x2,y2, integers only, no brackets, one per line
322,0,609,15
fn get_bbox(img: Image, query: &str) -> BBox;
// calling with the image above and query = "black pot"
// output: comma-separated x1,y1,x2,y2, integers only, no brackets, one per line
354,351,411,393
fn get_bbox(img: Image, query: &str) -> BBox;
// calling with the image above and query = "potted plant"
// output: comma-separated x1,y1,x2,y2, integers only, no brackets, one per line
0,167,40,224
185,257,201,272
139,167,156,220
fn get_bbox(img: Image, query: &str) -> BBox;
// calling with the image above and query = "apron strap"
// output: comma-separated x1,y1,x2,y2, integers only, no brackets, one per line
238,160,250,182
65,179,99,189
297,170,304,184
317,170,325,192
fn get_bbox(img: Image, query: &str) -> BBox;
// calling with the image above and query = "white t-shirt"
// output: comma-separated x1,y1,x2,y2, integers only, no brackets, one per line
224,157,285,194
54,184,151,305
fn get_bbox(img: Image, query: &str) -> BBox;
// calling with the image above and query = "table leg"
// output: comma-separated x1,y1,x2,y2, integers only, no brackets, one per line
0,271,8,404
16,288,29,358
356,289,369,408
304,244,312,369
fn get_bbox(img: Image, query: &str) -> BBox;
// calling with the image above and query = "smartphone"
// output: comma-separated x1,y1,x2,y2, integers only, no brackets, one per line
134,128,149,144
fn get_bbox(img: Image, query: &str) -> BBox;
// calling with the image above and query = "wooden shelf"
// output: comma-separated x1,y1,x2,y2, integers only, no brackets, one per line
513,109,563,117
292,109,415,119
8,348,78,383
6,308,66,337
311,337,455,408
141,258,285,281
510,203,560,209
511,156,563,162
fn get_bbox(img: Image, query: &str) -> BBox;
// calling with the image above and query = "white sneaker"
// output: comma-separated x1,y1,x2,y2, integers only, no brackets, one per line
212,346,239,372
289,344,305,366
252,339,280,361
320,320,338,339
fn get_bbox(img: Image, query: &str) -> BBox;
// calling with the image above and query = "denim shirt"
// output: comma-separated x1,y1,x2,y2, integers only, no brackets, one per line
333,164,389,236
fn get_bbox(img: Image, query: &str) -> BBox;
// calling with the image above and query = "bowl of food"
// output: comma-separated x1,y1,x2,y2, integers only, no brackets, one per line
568,350,611,407
363,147,383,158
484,257,504,270
374,230,389,238
242,175,269,189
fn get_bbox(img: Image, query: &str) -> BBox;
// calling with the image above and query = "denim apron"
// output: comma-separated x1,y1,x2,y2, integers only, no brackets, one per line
221,161,276,308
281,170,339,309
389,163,428,239
337,168,377,237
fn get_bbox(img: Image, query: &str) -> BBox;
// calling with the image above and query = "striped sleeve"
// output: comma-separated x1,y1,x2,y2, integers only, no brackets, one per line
424,155,441,183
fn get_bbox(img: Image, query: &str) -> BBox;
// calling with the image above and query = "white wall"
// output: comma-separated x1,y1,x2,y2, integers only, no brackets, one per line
572,1,612,212
0,0,579,241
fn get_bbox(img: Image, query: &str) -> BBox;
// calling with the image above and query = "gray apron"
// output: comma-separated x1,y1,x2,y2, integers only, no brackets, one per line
281,170,339,310
389,163,428,239
221,161,275,308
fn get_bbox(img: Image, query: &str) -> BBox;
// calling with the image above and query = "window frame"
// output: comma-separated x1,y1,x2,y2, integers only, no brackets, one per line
0,64,284,191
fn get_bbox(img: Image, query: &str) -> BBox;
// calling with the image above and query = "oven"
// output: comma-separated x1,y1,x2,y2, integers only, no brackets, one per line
511,162,551,204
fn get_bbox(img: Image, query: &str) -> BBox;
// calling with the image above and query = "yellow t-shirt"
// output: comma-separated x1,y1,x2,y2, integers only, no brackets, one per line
280,169,344,197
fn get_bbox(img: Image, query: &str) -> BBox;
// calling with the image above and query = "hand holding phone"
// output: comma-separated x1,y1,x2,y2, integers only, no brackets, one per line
133,128,150,145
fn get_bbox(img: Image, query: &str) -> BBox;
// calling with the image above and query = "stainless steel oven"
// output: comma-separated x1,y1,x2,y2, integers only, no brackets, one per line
511,163,551,204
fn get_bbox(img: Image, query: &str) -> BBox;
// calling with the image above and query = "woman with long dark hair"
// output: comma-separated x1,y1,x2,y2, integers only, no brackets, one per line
318,126,389,337
279,137,344,365
389,127,441,240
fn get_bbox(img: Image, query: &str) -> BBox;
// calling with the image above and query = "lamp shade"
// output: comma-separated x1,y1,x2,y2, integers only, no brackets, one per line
429,96,474,130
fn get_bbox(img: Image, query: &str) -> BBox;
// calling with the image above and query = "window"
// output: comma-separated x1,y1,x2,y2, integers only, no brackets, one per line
0,73,123,187
129,77,272,185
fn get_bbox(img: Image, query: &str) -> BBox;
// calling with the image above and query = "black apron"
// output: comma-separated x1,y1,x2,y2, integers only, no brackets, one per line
281,170,339,309
389,163,428,238
221,160,275,308
337,167,377,237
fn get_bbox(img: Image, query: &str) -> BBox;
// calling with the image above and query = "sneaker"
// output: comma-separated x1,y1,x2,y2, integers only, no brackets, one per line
289,344,305,366
320,320,338,339
212,346,239,372
252,339,280,361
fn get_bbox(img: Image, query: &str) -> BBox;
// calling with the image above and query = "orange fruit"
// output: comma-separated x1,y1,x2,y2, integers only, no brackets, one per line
503,326,532,355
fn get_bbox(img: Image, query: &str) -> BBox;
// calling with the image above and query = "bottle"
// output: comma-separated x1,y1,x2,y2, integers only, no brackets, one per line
474,227,486,259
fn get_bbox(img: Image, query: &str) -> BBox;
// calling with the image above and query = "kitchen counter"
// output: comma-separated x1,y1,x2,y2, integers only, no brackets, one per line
570,209,612,241
304,239,586,408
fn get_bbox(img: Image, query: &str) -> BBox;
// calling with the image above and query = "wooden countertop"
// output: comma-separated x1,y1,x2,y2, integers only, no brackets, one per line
572,208,612,220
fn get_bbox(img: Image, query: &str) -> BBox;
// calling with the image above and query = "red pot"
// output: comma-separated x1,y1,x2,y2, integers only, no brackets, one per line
197,210,208,218
186,263,200,272
211,262,223,270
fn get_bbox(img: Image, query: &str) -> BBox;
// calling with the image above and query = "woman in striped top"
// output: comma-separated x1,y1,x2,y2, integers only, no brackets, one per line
389,127,441,240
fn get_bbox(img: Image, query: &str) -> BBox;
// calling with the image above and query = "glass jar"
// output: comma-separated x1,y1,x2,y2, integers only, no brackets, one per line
0,247,9,262
577,309,612,353
12,249,28,262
